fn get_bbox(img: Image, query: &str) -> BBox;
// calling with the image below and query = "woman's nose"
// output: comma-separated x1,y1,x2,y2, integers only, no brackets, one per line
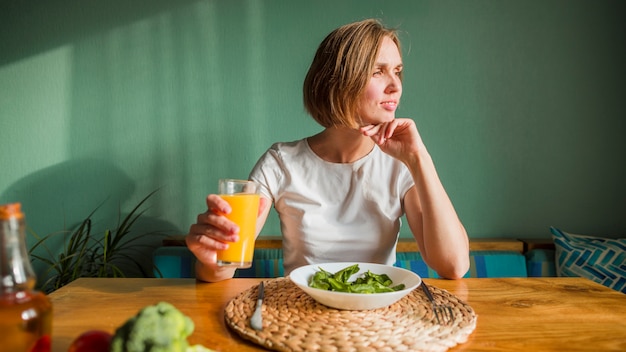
385,74,401,93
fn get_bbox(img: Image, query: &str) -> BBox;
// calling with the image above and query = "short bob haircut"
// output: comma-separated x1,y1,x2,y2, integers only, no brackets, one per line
303,19,402,129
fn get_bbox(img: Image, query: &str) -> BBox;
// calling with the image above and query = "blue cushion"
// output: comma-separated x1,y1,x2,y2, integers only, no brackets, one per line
153,246,196,278
551,227,626,293
153,247,283,279
394,252,439,278
395,251,527,278
525,249,557,277
234,248,284,278
155,246,530,279
467,251,528,278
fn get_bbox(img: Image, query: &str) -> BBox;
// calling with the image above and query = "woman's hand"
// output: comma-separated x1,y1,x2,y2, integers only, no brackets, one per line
187,194,240,257
359,118,424,163
186,194,270,282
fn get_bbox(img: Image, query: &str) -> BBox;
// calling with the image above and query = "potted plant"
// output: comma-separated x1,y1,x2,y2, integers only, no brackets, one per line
29,190,166,293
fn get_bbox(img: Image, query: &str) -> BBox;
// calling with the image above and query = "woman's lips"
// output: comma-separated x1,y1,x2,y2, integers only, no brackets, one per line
381,100,398,111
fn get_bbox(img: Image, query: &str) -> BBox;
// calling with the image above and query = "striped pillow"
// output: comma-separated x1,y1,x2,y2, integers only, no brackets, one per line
551,227,626,293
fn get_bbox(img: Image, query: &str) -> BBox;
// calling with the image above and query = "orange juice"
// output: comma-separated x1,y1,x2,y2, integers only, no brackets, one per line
216,193,260,267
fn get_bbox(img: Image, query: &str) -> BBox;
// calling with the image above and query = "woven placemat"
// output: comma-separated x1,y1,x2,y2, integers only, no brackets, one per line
224,278,477,352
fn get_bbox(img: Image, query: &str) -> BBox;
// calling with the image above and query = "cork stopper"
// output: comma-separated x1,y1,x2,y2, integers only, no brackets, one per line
0,203,25,220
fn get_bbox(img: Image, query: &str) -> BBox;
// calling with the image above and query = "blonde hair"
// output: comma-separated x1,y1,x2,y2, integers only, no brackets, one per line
303,19,402,129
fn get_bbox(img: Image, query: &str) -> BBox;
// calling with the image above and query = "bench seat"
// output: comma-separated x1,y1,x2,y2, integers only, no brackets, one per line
153,242,530,279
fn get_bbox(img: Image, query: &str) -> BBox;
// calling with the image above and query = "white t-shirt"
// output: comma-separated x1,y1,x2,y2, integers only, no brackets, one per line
249,139,415,274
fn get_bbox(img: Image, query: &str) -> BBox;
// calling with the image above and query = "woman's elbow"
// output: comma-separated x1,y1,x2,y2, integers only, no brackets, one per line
437,256,470,280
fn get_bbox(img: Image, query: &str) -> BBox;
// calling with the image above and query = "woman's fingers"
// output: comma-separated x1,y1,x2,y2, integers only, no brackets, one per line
206,194,231,215
185,232,220,265
360,124,382,136
361,121,398,144
196,210,239,236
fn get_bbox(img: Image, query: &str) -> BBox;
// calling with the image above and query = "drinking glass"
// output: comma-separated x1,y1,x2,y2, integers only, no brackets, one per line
216,179,260,268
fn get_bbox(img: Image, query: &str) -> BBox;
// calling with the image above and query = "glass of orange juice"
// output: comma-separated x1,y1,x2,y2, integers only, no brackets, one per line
216,179,260,268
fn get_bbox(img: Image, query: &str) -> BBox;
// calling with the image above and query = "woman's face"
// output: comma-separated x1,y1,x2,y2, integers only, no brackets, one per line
356,36,403,127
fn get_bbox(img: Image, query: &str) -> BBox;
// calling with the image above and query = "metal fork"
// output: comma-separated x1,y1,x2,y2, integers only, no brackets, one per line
421,282,454,325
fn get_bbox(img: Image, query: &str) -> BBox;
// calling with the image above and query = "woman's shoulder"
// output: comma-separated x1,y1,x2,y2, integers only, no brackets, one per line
250,138,313,184
268,138,307,151
263,139,312,160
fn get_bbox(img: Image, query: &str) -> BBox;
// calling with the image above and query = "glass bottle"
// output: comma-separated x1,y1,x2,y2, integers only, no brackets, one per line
0,203,52,352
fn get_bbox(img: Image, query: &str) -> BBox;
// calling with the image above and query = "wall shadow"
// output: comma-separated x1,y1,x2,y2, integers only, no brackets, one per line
0,0,202,66
3,158,135,235
2,158,181,283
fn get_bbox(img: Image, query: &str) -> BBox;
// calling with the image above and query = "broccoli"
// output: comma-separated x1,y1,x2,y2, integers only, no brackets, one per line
110,301,213,352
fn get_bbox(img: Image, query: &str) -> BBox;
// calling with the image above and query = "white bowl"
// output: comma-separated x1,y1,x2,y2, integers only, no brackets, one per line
289,262,422,310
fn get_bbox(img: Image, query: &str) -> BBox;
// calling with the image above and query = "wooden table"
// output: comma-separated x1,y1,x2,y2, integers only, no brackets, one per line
49,277,626,351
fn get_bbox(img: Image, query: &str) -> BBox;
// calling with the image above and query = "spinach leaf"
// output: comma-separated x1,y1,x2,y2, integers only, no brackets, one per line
308,264,406,294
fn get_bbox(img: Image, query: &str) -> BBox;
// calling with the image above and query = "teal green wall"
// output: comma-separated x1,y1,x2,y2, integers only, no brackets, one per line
2,0,625,251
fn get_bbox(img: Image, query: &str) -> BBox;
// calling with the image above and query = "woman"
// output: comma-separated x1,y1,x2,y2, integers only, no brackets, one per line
187,19,469,282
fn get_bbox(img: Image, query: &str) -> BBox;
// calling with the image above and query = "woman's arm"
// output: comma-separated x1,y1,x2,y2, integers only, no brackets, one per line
361,118,469,279
402,151,469,279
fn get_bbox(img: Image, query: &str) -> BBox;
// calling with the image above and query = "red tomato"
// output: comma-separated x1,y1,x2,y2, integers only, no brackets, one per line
30,335,51,352
68,330,113,352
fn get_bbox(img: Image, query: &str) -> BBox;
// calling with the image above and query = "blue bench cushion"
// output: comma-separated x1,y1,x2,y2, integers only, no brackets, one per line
234,248,284,278
153,246,196,278
395,251,528,278
394,252,438,277
153,247,283,279
154,247,528,279
525,249,556,277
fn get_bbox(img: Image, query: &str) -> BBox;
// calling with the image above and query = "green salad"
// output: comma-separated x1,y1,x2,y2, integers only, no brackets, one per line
308,264,406,293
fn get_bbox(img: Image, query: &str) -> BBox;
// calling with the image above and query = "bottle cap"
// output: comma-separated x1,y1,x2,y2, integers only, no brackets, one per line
0,202,25,220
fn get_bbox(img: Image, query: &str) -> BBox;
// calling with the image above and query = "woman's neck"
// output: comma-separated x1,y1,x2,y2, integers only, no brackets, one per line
307,127,375,163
